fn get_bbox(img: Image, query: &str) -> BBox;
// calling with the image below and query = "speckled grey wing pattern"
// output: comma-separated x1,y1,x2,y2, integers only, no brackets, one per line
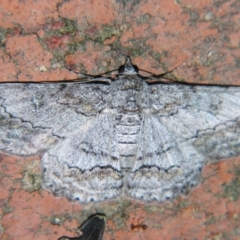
43,111,123,202
128,84,240,201
148,84,240,160
0,83,109,153
1,82,240,203
0,82,124,202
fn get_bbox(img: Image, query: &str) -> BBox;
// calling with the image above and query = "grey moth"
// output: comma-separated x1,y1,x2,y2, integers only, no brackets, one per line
1,57,240,202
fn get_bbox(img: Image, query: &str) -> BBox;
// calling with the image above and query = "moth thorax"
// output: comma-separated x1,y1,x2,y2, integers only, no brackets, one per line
117,76,143,91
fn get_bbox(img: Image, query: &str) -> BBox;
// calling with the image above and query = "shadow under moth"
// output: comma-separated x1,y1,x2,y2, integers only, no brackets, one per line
0,57,240,202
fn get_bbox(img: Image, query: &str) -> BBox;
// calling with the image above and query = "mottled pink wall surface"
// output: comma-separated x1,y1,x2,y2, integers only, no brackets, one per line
0,0,239,84
0,1,240,239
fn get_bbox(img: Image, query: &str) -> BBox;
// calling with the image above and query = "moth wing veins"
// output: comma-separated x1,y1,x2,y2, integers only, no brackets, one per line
42,111,123,203
127,113,204,202
128,84,240,202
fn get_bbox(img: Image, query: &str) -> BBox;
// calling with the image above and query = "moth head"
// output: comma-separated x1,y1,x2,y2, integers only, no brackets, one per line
118,56,139,75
